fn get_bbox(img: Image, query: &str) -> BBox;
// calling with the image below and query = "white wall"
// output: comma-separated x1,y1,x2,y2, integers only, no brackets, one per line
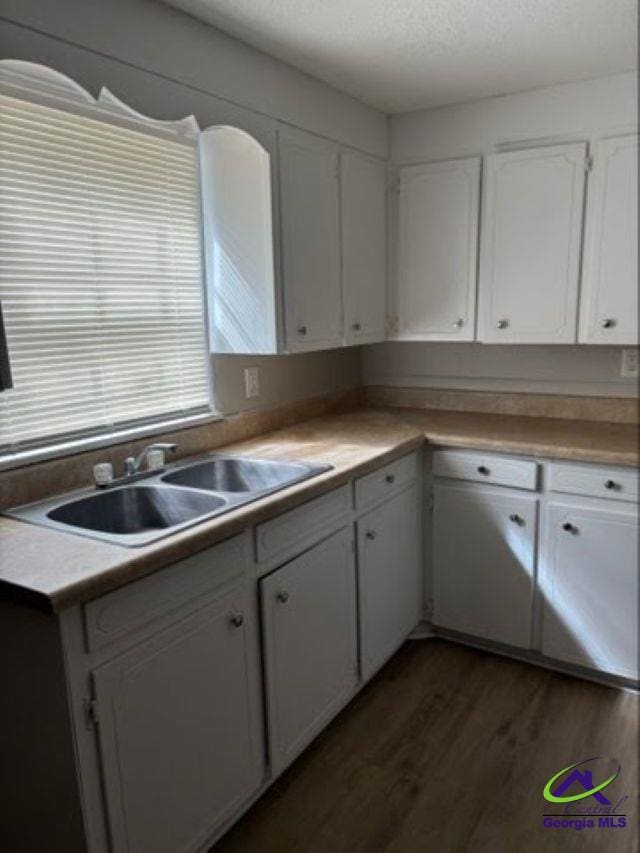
390,71,636,162
363,343,636,398
375,72,638,398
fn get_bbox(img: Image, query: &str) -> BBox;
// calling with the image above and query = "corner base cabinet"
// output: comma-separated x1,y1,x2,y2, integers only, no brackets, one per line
432,481,537,649
541,501,639,680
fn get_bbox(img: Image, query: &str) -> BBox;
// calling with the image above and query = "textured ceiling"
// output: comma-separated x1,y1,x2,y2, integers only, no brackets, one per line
160,0,637,113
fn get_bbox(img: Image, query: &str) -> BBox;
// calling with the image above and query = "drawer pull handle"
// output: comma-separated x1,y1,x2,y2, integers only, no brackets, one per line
477,465,490,475
497,319,508,329
600,318,616,329
229,612,244,628
366,530,377,540
453,318,464,328
351,322,362,332
298,325,308,336
385,474,395,484
604,480,618,490
562,522,578,534
509,513,524,525
276,590,290,604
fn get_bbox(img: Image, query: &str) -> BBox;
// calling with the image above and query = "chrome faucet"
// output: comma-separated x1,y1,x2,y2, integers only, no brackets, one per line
124,443,177,476
94,443,178,488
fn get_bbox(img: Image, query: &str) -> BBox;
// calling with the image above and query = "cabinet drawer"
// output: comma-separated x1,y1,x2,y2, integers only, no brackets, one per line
354,452,418,510
255,485,351,564
432,449,538,491
84,534,248,652
550,462,638,502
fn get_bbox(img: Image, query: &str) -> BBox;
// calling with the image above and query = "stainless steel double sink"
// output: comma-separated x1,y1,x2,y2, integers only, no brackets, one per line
5,455,332,547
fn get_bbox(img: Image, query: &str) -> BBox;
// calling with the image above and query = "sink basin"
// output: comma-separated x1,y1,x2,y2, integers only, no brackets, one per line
6,454,332,547
46,486,226,543
162,457,329,494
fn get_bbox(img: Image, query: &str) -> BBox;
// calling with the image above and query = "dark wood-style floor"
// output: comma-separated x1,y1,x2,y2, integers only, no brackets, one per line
215,640,638,853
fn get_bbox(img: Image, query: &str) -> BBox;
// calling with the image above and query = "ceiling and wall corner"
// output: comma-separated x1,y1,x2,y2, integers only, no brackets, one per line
159,0,637,113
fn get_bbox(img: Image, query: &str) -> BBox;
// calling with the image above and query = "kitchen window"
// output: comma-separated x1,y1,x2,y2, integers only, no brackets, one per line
0,62,211,461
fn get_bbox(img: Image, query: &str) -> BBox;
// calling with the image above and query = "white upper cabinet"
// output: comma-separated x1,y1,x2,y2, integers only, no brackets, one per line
279,127,342,352
579,134,638,345
341,151,387,345
201,126,278,354
396,157,480,341
478,142,587,343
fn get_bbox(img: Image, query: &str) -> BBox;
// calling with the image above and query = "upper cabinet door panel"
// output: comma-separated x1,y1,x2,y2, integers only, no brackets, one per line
341,152,387,346
279,128,342,352
579,135,638,345
478,142,586,344
396,157,480,341
201,126,277,355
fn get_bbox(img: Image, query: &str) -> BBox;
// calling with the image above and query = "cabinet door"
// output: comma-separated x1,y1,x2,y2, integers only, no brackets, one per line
357,484,421,681
201,126,277,355
92,586,264,853
341,151,387,345
478,142,586,343
396,158,479,341
541,501,638,679
279,127,342,352
261,528,357,776
579,135,638,344
433,482,537,648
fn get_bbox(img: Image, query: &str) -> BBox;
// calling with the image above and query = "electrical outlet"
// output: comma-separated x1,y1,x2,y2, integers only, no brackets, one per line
620,348,639,379
244,366,260,399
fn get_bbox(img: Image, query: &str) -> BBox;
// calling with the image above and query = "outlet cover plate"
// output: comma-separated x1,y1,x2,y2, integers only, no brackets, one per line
244,367,260,398
620,349,639,379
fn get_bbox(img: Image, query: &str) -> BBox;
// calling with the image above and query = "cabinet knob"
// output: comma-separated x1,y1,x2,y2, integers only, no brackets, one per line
509,513,524,525
497,319,509,329
453,318,465,328
600,318,616,329
562,522,578,534
276,590,289,604
351,322,362,332
298,325,308,336
365,530,377,540
229,612,244,628
477,465,490,476
385,474,395,484
604,480,617,490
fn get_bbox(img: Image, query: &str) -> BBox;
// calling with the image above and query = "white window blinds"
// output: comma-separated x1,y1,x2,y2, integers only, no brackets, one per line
0,90,209,453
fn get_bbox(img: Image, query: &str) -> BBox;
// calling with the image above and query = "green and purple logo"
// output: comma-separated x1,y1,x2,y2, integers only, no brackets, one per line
543,757,620,805
542,757,629,832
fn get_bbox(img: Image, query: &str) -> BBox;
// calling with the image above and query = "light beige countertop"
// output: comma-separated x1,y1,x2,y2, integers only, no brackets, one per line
0,406,637,612
391,407,639,467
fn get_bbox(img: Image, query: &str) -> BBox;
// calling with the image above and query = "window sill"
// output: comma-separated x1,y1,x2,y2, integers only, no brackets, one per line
0,411,224,473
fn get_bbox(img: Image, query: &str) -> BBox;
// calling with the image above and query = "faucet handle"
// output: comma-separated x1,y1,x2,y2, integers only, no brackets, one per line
128,442,177,474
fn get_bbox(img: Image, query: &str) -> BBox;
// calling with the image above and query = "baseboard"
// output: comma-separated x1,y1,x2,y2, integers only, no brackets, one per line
409,624,638,693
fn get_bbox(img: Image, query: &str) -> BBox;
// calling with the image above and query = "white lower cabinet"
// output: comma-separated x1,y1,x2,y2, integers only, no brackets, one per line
541,500,639,680
260,527,358,776
357,484,421,680
92,584,264,853
432,482,537,648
